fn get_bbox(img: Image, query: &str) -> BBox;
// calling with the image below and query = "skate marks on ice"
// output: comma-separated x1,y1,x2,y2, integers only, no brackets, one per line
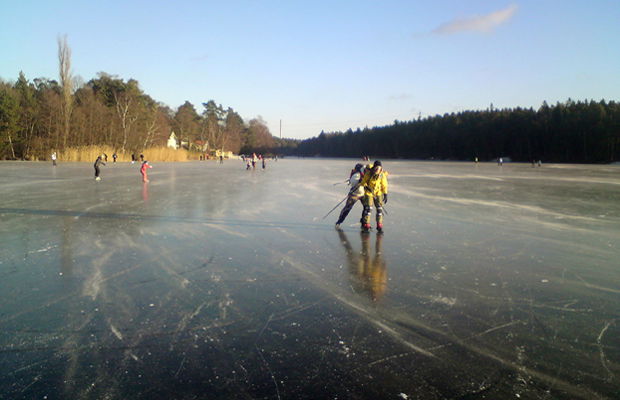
0,207,336,233
2,247,261,397
389,187,606,225
2,161,619,398
1,204,372,397
270,248,607,400
596,320,617,382
390,171,620,186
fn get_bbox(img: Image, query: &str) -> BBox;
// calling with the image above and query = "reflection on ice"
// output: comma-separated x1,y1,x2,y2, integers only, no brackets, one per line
338,229,387,302
142,181,149,202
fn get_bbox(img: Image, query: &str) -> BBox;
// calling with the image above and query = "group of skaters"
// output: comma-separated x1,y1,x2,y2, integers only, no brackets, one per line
242,153,267,170
335,160,389,233
52,151,149,182
92,152,121,163
93,153,151,182
53,151,276,182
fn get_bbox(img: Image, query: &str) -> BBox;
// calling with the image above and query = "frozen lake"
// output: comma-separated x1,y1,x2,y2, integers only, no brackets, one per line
1,159,619,399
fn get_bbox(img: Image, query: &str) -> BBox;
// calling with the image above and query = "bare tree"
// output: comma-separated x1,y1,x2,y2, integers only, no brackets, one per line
142,104,159,149
114,91,137,153
58,35,73,149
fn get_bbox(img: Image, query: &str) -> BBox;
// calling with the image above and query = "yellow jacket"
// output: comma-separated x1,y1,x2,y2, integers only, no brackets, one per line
361,170,388,197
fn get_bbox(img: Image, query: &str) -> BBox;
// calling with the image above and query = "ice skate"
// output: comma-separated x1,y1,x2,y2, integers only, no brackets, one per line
377,223,383,233
95,176,101,181
361,223,371,233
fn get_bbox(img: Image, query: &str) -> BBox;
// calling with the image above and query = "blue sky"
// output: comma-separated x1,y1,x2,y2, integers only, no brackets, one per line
1,1,619,139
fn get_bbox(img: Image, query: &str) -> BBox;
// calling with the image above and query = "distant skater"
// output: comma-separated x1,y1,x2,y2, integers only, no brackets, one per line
262,157,266,169
140,154,144,162
140,160,152,183
131,154,136,164
113,152,117,163
335,163,366,228
94,155,106,181
51,151,57,166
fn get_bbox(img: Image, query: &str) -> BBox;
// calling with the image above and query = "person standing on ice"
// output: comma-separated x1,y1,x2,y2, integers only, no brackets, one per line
140,160,153,183
360,160,388,233
335,163,366,228
94,155,106,181
51,151,57,166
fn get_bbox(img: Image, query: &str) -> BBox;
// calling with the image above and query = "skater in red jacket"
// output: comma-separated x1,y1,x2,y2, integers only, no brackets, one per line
140,160,153,182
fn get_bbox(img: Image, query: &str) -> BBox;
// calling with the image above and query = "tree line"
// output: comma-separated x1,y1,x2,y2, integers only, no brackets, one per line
0,70,276,160
0,37,275,160
284,100,620,163
2,37,618,163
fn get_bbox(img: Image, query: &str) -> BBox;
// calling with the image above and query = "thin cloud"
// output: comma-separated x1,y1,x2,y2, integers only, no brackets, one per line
388,93,412,101
190,54,209,62
433,4,518,35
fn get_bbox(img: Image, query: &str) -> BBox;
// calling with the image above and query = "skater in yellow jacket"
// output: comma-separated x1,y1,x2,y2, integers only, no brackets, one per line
360,160,388,232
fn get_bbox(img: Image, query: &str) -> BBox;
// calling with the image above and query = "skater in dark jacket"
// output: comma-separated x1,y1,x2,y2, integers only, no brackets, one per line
335,163,366,228
94,155,106,181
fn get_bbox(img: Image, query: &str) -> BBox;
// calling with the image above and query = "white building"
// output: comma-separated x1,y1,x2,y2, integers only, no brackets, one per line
167,132,178,149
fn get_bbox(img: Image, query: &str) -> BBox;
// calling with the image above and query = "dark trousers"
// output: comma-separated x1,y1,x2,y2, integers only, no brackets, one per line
336,194,362,225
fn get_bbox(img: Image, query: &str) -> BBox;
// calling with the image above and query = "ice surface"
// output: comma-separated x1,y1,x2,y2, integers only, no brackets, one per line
1,159,619,399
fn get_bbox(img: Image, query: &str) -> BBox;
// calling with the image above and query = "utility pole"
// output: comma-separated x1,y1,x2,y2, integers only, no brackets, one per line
279,119,282,139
